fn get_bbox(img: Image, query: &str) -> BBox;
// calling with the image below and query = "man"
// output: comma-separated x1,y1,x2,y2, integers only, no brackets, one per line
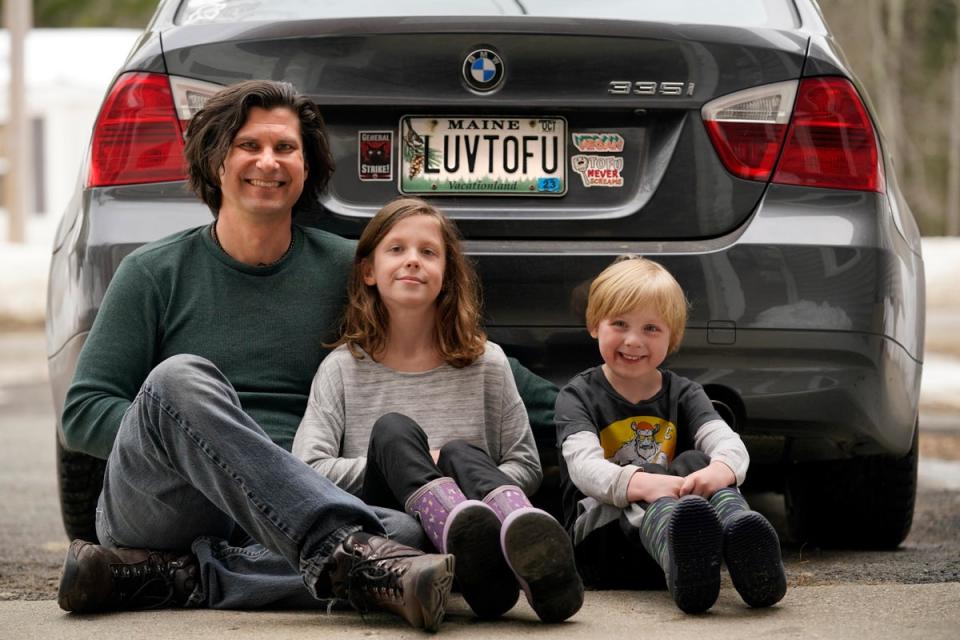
56,80,454,631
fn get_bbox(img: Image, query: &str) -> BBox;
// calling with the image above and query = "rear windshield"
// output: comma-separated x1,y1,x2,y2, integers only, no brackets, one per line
177,0,798,29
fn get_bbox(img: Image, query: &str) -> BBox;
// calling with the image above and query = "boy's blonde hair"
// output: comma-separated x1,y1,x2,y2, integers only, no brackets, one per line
585,256,688,354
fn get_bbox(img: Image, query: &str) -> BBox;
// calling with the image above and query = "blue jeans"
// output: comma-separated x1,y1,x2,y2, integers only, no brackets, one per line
96,354,425,609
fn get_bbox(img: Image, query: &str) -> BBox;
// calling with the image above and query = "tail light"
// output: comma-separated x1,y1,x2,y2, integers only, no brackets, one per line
88,73,187,187
703,77,884,192
88,73,221,188
773,77,884,192
702,80,796,182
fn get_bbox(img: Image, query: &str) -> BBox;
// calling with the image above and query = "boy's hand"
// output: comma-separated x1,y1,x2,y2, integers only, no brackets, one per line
679,461,736,497
626,471,683,503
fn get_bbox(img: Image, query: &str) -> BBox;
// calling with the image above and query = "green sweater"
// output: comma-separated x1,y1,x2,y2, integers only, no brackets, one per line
62,224,355,459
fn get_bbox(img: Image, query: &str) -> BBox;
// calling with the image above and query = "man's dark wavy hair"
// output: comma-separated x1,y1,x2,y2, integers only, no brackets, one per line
183,80,334,215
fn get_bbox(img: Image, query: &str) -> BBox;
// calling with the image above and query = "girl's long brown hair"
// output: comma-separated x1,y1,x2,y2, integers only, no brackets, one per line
332,197,486,368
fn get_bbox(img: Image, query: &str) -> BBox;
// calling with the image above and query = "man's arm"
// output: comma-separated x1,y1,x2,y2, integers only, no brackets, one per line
61,256,164,459
507,357,558,440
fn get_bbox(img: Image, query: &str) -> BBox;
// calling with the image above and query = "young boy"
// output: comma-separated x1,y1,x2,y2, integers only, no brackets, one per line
555,256,787,613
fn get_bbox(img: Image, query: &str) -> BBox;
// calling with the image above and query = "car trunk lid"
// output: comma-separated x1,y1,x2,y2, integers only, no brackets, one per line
159,17,808,240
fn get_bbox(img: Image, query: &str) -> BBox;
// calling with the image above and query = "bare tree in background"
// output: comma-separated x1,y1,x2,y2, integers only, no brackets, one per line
869,0,905,170
822,0,957,235
948,3,960,235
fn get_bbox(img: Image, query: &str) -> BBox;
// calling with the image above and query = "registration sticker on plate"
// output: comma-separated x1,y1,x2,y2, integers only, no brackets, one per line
400,116,566,196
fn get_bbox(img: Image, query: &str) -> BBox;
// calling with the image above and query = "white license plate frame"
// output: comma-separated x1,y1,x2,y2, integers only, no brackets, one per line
399,115,567,196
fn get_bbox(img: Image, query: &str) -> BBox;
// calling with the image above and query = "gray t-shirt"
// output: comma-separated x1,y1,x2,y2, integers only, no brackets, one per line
293,341,542,496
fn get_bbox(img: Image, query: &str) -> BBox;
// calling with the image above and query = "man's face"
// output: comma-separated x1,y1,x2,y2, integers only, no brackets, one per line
218,106,307,221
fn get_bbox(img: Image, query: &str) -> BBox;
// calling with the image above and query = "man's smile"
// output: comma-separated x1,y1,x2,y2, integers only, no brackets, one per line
246,178,285,188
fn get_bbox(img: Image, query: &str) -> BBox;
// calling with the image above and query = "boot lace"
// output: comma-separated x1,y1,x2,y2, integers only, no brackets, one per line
345,552,419,611
109,553,182,610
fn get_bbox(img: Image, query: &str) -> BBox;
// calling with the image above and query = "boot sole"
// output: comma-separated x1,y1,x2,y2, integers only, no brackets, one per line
57,544,84,612
409,554,456,632
724,511,787,608
667,496,722,614
445,503,519,618
501,509,584,623
58,541,101,612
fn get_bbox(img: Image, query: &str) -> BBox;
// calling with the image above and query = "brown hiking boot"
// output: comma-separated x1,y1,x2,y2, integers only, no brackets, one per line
327,532,454,631
58,539,198,613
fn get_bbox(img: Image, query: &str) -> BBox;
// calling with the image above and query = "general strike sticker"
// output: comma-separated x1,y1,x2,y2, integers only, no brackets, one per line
359,131,393,181
571,155,624,188
571,132,624,153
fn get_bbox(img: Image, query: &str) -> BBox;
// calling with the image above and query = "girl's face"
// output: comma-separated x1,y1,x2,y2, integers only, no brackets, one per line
362,214,446,315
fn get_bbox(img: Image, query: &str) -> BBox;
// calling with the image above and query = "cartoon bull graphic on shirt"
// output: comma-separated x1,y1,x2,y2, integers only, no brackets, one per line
611,420,670,466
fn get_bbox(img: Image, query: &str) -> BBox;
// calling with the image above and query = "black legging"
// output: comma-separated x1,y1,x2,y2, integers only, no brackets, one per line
361,412,514,511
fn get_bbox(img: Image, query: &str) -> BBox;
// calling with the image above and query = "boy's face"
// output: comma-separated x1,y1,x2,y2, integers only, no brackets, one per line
591,307,671,387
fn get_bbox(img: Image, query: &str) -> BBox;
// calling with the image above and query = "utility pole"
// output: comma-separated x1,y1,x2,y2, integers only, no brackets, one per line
3,0,32,244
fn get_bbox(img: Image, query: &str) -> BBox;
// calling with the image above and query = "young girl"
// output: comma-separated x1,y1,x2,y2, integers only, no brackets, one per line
293,198,583,623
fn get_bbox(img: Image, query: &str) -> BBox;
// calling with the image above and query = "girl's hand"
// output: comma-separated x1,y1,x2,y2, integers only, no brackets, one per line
430,449,441,464
679,461,736,497
626,471,683,503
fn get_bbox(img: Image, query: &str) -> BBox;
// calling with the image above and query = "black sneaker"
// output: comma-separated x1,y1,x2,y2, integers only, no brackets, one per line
58,539,197,612
328,532,454,631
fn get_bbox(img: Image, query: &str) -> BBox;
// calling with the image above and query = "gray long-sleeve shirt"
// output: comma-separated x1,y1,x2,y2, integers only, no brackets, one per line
293,342,542,496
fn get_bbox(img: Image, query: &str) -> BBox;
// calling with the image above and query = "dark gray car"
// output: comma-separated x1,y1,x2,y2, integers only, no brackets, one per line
47,0,924,549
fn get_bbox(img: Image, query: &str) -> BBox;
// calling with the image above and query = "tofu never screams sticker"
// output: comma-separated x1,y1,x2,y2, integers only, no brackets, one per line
571,154,624,187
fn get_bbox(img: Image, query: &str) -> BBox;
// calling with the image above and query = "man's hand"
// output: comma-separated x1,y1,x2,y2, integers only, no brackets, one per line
679,461,736,497
626,471,684,504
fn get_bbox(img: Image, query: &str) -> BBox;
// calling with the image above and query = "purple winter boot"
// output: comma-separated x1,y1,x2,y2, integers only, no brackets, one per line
405,477,518,618
483,485,584,623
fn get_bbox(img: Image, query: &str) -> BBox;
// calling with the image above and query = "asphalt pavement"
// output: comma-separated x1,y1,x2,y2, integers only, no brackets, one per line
3,583,960,640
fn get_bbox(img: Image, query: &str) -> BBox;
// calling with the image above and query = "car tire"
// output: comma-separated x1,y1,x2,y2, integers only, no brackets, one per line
56,439,105,543
785,424,918,549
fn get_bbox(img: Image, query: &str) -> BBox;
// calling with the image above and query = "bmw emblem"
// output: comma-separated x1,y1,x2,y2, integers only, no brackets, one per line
463,48,504,93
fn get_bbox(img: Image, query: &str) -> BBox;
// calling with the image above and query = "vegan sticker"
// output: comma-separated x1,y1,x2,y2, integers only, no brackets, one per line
571,132,624,153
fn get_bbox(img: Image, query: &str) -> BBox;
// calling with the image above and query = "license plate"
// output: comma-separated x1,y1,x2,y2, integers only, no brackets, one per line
399,116,567,196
